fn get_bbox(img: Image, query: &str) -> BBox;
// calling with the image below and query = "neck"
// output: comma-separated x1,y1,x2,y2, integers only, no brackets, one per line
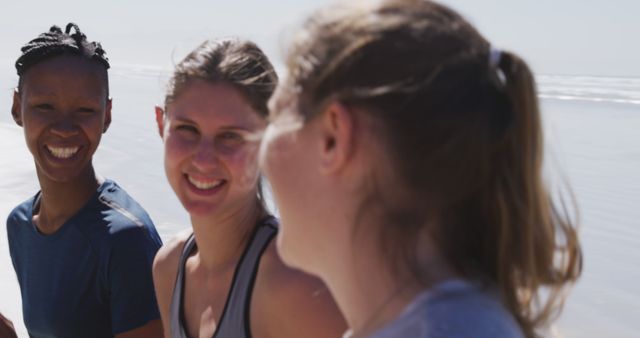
35,165,101,235
322,224,457,338
190,196,266,271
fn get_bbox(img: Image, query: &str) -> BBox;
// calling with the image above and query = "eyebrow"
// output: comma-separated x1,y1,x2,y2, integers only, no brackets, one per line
172,117,255,132
25,92,105,105
25,92,57,100
218,126,254,133
172,116,197,125
23,89,58,97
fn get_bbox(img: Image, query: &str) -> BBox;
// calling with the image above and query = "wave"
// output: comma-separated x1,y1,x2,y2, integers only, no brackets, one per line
108,64,640,106
538,94,640,105
536,75,640,105
110,63,171,80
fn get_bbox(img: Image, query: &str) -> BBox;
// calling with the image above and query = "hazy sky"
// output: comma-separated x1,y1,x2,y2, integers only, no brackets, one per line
0,0,636,77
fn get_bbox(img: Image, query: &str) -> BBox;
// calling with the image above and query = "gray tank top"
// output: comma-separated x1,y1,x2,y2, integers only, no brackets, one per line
169,217,278,338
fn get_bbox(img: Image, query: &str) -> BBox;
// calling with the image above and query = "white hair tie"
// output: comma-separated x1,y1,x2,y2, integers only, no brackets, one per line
489,47,502,68
489,47,506,85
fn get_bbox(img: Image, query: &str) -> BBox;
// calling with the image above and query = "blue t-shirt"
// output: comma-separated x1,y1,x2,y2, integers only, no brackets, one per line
360,279,524,338
6,179,163,337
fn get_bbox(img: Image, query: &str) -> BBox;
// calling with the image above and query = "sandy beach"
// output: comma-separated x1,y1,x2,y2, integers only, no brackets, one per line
1,65,638,337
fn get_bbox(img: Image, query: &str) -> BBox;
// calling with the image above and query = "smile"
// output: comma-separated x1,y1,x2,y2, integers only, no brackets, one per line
187,175,225,190
46,145,80,159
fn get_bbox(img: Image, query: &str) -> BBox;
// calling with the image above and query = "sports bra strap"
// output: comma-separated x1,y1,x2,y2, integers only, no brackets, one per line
169,216,278,338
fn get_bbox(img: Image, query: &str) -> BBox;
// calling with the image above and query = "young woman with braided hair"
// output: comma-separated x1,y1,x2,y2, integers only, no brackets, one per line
260,0,583,337
7,23,163,337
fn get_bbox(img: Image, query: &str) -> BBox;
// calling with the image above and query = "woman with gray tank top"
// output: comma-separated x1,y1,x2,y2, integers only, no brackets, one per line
151,38,347,338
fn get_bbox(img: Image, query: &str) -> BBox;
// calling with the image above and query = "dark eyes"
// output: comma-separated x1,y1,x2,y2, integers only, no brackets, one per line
176,127,241,138
35,104,54,110
176,124,198,133
33,104,96,114
174,126,245,148
77,107,97,114
218,131,241,140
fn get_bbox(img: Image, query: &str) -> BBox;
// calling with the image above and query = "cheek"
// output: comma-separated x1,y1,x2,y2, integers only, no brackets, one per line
226,144,261,190
260,125,295,182
163,134,191,181
258,125,275,177
260,125,325,268
262,129,310,219
22,121,40,145
164,130,195,159
79,115,108,142
268,137,315,269
21,113,47,140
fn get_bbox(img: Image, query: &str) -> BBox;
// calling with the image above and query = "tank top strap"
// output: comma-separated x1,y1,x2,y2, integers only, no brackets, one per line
169,217,279,338
169,233,197,338
214,216,278,337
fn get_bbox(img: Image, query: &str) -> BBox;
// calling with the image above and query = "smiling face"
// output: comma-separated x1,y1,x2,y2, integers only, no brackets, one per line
158,81,266,218
11,54,111,184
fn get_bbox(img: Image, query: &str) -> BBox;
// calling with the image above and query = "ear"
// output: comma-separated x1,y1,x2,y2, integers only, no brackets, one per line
11,89,23,127
155,105,165,138
318,101,356,175
103,98,112,133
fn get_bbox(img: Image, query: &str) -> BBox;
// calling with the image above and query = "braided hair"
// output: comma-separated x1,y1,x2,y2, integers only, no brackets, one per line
15,23,110,92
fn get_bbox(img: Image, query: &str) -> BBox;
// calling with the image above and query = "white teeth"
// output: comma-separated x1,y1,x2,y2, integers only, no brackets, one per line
47,146,79,159
187,176,224,190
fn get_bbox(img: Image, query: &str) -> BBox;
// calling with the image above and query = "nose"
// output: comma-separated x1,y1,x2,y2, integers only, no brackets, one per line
50,117,80,138
192,139,220,171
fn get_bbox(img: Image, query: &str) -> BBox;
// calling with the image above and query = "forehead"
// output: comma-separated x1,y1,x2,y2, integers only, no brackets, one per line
168,80,264,127
20,54,108,99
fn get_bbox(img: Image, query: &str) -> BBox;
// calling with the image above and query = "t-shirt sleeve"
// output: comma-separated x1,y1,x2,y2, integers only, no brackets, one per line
107,225,162,334
6,204,28,279
6,213,17,269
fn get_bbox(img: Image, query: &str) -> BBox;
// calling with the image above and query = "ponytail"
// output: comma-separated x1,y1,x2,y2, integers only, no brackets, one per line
487,51,583,337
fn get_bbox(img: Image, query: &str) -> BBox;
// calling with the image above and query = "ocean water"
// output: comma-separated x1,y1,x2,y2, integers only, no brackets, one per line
1,64,639,337
543,98,640,337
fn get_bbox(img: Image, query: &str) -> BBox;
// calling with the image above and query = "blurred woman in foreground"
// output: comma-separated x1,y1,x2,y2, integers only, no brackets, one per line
260,1,582,337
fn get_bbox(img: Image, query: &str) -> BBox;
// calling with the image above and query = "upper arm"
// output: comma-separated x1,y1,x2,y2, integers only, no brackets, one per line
6,208,24,273
152,231,190,338
276,277,348,338
253,245,348,338
108,226,163,335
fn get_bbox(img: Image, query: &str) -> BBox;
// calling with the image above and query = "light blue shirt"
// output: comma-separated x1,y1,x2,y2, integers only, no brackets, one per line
364,279,524,338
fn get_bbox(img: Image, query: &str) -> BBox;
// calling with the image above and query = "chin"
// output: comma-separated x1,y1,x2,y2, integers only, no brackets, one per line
275,224,320,277
182,201,221,217
39,167,85,183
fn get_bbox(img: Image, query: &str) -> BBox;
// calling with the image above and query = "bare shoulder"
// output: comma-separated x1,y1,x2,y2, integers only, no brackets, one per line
252,241,347,338
152,229,192,338
153,228,192,279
